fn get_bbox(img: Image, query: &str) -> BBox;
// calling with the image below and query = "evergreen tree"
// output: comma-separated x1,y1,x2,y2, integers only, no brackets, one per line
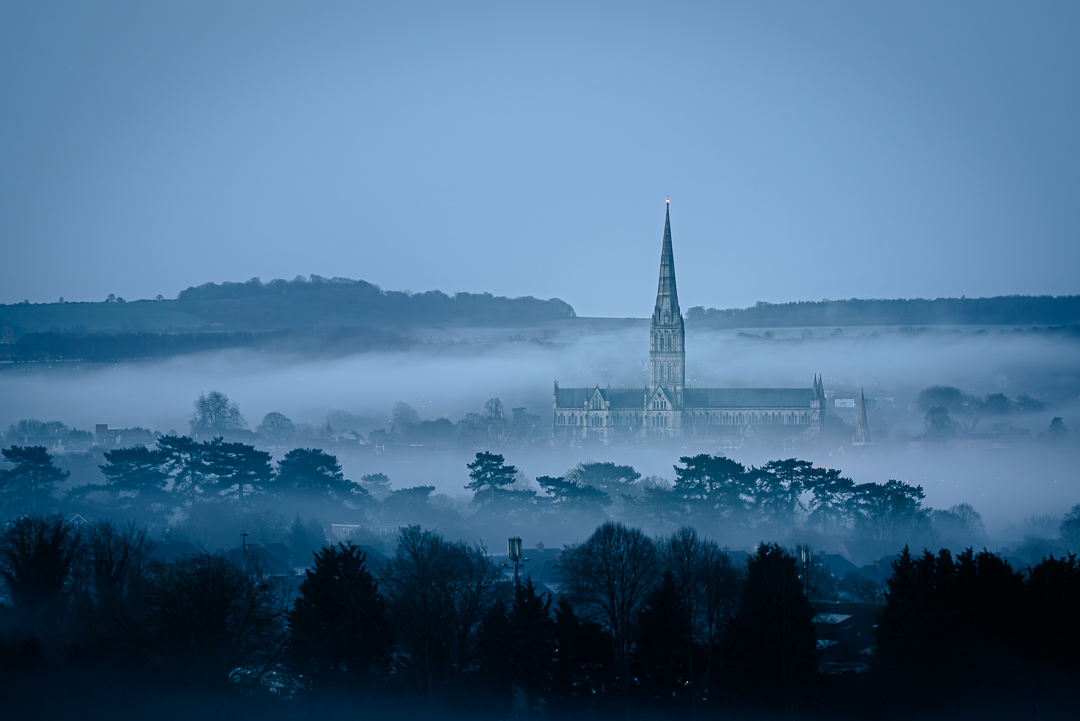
288,543,391,694
0,445,70,515
465,451,518,503
728,543,817,713
202,438,274,507
634,571,691,710
549,597,618,716
507,579,555,715
94,445,170,510
277,448,351,497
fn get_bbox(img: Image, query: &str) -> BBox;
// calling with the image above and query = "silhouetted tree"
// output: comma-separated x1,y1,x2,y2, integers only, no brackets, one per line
359,472,392,499
877,546,1026,696
924,405,958,436
189,390,246,437
155,434,205,501
565,461,641,496
379,526,505,700
753,458,811,529
931,502,986,549
1048,416,1069,441
474,578,555,719
1025,553,1080,667
728,543,817,713
277,448,353,498
549,597,617,715
1060,505,1080,552
131,552,289,697
656,529,745,715
852,480,931,557
391,401,420,433
285,514,326,567
202,438,274,507
634,571,690,711
536,474,612,513
378,485,436,524
71,445,169,516
559,521,658,718
672,454,750,526
255,411,295,446
804,466,855,535
0,445,70,515
465,451,518,503
0,515,82,631
84,519,153,608
507,579,555,716
288,543,391,694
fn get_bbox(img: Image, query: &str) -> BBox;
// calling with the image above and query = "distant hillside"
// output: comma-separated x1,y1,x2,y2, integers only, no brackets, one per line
0,275,576,340
687,295,1080,329
1,326,415,363
175,275,576,331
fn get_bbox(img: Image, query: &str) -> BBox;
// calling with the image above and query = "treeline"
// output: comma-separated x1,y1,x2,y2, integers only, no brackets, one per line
0,326,415,363
0,441,1015,564
175,274,576,330
2,516,1079,719
687,294,1080,328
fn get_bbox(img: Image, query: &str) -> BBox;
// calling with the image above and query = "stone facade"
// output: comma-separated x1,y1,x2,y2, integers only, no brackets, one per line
553,203,826,446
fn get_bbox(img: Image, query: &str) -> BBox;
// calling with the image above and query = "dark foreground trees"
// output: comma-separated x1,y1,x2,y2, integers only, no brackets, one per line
0,514,82,630
379,525,505,701
876,545,1080,705
5,512,1080,720
559,521,658,717
132,552,289,696
288,543,391,694
727,544,818,713
0,445,70,514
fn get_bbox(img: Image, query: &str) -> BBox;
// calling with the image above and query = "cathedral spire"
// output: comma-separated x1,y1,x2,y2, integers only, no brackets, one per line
649,201,685,412
654,200,680,324
854,387,872,445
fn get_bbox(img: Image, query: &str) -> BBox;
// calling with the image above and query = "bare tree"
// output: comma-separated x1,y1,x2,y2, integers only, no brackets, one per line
128,552,289,697
0,514,82,631
660,527,742,719
379,526,506,699
85,520,153,607
189,390,246,437
558,521,658,718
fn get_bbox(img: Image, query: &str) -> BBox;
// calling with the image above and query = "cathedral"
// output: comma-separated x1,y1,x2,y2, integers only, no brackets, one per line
552,202,827,445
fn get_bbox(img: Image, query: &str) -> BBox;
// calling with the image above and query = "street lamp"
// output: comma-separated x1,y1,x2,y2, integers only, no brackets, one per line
507,536,524,588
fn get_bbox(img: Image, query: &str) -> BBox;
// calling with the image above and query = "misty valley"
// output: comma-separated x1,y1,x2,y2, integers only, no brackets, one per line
6,1,1080,717
2,293,1080,719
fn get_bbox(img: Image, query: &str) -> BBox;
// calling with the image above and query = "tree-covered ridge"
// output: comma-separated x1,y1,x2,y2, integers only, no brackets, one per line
687,294,1080,328
0,275,576,348
176,274,576,329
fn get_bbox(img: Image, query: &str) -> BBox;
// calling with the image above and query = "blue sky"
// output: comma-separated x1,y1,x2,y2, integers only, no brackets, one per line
2,1,1078,316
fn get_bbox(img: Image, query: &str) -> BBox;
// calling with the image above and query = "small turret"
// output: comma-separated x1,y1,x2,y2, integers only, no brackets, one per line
853,387,872,445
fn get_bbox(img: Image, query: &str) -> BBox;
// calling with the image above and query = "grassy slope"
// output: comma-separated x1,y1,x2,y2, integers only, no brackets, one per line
0,300,204,336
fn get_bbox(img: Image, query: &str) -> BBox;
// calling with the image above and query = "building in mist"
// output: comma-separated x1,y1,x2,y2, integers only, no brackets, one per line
852,389,872,446
552,202,827,445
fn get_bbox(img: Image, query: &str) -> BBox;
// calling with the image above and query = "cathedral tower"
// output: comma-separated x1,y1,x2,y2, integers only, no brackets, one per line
649,200,685,408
